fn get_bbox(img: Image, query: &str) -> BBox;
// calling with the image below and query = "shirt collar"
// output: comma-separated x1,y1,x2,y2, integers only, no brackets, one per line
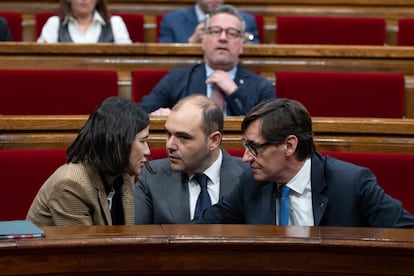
190,149,223,185
205,64,237,79
283,158,311,195
194,4,206,22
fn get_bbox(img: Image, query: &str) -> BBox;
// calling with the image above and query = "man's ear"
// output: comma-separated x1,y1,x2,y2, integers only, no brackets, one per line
208,131,222,150
285,135,298,156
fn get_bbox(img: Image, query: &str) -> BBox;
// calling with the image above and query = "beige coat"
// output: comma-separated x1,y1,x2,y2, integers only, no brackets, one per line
26,162,134,226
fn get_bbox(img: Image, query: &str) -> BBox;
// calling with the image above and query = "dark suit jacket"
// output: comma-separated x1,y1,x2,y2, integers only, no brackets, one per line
134,150,248,224
0,17,12,41
139,63,275,115
159,6,260,44
197,152,414,228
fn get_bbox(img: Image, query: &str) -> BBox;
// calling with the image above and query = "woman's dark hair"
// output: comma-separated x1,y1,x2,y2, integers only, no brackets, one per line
67,97,149,176
60,0,110,23
241,98,315,160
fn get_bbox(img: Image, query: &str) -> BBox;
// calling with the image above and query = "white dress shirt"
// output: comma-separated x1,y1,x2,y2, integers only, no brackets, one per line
37,11,132,44
188,150,223,220
276,158,314,226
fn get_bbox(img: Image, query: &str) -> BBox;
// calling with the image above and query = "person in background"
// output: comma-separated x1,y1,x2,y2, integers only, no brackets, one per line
140,4,274,116
27,97,151,226
196,98,414,228
159,0,260,44
0,17,12,41
135,95,247,224
37,0,131,43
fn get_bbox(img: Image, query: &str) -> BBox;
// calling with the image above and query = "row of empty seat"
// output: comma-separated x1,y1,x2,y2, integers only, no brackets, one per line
0,69,406,118
2,148,413,220
4,11,414,45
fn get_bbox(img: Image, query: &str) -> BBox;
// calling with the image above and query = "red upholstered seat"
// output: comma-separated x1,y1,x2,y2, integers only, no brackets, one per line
275,71,405,118
398,18,414,46
35,12,145,42
0,149,67,221
0,12,23,41
276,16,386,45
131,70,169,102
323,151,414,214
34,12,55,40
0,69,118,115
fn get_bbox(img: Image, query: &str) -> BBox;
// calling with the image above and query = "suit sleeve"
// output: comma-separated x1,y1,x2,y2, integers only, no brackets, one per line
48,179,95,226
158,13,175,43
138,70,178,113
355,168,414,228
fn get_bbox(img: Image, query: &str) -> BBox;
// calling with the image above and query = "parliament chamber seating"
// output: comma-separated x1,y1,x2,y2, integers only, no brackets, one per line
275,71,405,118
0,149,66,221
0,69,118,115
35,12,145,42
131,70,168,102
397,18,414,46
276,16,387,45
0,11,22,41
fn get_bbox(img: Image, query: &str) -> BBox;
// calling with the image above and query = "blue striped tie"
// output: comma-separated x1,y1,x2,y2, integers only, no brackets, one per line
194,173,211,219
279,185,291,226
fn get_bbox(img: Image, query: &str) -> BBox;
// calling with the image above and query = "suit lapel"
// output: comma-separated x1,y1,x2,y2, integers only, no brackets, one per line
311,153,329,226
187,64,207,96
161,168,191,223
219,151,245,196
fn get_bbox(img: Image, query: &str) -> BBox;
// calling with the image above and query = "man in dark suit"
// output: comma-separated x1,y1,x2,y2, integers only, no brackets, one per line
140,4,275,116
0,17,12,41
135,95,247,224
196,98,414,228
159,0,260,44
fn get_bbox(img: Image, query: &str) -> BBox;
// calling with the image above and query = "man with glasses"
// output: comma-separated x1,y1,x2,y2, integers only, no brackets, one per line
158,0,260,44
134,95,247,224
139,4,274,116
196,98,414,228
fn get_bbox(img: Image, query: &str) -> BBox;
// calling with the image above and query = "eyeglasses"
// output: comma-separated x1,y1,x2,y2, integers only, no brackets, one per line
206,26,242,40
241,138,275,157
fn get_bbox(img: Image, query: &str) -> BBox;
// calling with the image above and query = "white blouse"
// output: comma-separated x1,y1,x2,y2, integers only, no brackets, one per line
37,11,132,44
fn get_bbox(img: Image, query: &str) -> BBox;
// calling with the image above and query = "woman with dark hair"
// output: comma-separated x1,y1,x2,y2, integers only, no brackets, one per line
27,97,150,226
37,0,131,43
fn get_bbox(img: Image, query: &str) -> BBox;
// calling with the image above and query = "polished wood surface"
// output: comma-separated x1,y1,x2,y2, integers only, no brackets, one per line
3,0,414,43
1,224,414,275
0,43,414,118
2,115,414,153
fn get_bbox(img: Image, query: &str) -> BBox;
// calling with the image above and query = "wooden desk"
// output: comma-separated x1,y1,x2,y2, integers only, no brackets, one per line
1,224,414,275
0,43,414,118
3,0,414,44
1,115,414,153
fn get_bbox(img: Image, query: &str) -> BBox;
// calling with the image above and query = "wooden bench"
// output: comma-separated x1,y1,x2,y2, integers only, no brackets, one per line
0,43,413,118
3,0,414,44
1,115,414,153
2,224,414,275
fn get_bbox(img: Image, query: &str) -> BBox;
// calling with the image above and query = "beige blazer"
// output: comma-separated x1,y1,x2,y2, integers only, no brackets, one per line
26,162,135,226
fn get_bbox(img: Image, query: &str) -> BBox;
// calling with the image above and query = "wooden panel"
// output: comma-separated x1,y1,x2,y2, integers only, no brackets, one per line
1,116,414,153
1,224,414,275
0,43,414,117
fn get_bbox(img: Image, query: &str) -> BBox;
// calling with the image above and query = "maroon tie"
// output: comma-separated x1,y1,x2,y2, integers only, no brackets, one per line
211,84,224,111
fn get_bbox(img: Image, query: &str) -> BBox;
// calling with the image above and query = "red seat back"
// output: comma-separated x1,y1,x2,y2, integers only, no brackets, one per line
35,12,56,40
0,149,67,220
276,16,386,45
131,70,169,102
398,18,414,46
0,12,22,41
276,71,405,118
323,151,414,214
0,69,119,115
